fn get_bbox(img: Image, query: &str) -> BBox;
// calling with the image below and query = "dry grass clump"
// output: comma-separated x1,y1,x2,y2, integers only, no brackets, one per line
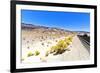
27,51,34,57
27,50,40,57
34,50,40,56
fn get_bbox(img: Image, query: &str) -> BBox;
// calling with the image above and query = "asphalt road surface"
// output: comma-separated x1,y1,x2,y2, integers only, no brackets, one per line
78,35,90,54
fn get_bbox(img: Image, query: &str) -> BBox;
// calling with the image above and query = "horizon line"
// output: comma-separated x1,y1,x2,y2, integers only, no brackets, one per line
21,23,90,33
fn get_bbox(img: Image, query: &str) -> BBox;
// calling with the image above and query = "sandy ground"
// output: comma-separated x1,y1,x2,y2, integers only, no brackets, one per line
22,35,89,63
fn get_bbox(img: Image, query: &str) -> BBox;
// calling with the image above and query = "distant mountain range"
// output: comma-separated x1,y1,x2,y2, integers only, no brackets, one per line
22,23,49,29
22,23,71,32
22,23,90,36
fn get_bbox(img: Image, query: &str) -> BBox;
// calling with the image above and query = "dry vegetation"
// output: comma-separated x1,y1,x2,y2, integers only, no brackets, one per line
21,26,74,62
46,36,73,56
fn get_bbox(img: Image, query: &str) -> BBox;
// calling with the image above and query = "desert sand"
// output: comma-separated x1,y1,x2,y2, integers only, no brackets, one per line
21,24,89,63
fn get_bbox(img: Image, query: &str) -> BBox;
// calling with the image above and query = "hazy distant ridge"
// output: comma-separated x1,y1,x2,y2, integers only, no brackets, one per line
22,23,90,35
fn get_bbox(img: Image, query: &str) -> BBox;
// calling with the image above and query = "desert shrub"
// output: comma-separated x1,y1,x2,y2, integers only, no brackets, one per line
66,42,70,45
49,40,67,54
41,43,44,46
64,37,72,42
49,36,73,55
57,40,67,49
50,46,57,53
34,50,40,56
67,37,72,42
45,52,49,57
27,52,34,57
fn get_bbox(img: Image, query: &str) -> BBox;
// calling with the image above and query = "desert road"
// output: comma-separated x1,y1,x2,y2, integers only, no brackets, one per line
78,35,90,53
45,35,90,62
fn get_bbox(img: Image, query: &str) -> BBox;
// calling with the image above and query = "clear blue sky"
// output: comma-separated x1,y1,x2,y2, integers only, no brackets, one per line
21,10,90,32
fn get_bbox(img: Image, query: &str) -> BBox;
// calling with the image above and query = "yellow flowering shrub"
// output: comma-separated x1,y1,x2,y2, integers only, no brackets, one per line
49,36,73,55
27,51,34,57
34,50,40,56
